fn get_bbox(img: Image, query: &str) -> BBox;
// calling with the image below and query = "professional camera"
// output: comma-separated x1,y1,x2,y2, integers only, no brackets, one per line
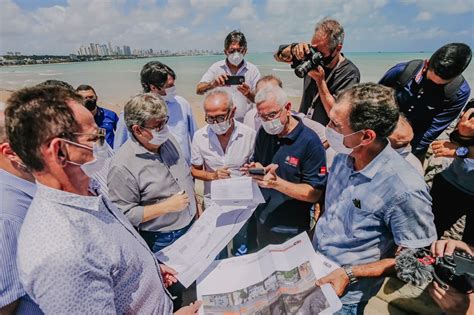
395,248,474,293
291,45,324,78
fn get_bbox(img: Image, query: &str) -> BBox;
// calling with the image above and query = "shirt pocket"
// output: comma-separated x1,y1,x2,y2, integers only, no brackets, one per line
343,204,380,239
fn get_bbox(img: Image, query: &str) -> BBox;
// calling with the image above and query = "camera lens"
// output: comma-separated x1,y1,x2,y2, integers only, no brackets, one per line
294,60,313,78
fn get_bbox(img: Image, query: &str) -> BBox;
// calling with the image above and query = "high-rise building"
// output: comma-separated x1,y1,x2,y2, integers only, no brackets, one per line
123,45,132,56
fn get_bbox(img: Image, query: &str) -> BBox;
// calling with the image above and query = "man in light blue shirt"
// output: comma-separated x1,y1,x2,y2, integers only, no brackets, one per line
0,107,41,314
5,86,200,314
114,61,197,164
313,83,436,314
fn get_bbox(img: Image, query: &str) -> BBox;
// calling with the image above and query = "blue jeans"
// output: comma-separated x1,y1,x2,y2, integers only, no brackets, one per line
333,301,368,315
140,220,194,253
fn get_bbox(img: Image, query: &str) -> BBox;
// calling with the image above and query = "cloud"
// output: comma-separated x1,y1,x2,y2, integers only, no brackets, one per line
415,11,432,21
0,0,471,55
400,0,473,15
227,0,257,20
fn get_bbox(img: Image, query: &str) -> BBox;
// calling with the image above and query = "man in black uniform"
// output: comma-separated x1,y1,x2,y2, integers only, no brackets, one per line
274,18,360,126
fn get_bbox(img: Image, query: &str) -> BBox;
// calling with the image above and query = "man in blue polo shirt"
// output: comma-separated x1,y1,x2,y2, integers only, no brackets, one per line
314,83,436,315
379,43,472,161
76,84,119,148
244,85,326,249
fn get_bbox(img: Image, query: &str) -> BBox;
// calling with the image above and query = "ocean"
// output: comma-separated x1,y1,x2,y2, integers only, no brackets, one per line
1,52,473,113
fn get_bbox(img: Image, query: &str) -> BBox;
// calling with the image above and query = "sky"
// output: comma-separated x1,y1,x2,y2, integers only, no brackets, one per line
1,0,473,55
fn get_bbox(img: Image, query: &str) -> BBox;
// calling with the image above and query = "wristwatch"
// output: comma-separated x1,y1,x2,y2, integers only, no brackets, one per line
342,265,358,285
455,146,469,158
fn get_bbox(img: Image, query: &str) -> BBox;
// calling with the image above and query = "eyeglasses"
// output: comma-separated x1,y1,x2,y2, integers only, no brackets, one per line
257,108,284,122
142,116,169,132
72,127,107,147
205,111,230,124
227,48,245,54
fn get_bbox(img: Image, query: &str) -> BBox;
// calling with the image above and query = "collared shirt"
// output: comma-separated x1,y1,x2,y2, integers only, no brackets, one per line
108,134,196,232
17,183,173,314
313,144,437,304
0,169,41,314
191,120,256,198
200,59,261,122
113,95,197,164
94,106,119,148
442,157,474,195
252,118,326,231
379,61,471,155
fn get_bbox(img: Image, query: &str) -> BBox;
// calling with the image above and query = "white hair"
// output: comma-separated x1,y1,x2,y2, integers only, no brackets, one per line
255,86,288,108
204,88,233,110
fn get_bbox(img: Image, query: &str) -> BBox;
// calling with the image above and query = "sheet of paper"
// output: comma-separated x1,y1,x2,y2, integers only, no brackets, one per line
156,203,258,288
211,177,264,206
196,233,342,315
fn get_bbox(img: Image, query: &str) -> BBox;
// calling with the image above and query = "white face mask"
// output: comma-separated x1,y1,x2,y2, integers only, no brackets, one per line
227,52,244,66
209,119,231,135
65,140,109,178
149,125,169,146
262,117,285,135
394,144,412,157
325,127,362,155
162,86,177,102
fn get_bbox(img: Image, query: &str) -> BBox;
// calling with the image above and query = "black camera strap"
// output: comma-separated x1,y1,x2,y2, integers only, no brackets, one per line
306,57,344,119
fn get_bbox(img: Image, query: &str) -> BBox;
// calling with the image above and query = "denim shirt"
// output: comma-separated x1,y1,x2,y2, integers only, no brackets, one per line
313,144,436,304
17,183,173,314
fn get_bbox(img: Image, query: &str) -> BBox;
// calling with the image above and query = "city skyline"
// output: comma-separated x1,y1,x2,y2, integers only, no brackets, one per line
1,0,473,55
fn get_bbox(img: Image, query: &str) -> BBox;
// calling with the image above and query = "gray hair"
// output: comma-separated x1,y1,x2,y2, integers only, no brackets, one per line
314,18,345,51
124,93,167,132
204,88,234,111
255,86,288,109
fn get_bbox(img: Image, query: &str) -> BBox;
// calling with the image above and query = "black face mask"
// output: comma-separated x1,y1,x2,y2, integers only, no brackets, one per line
322,53,335,66
84,99,97,111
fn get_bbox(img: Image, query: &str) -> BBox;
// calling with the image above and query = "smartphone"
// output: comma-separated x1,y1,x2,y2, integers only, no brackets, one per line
224,75,245,85
248,168,266,176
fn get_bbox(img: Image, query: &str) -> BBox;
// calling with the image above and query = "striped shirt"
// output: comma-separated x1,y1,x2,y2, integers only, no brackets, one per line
0,169,42,314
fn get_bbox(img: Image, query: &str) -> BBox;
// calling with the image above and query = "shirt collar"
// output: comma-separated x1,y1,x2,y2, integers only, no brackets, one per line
280,116,304,141
35,182,103,212
345,141,392,180
0,168,36,198
130,133,157,155
220,59,248,75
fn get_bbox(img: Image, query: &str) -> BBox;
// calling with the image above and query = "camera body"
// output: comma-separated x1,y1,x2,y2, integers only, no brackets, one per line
395,248,474,294
434,250,474,294
291,45,324,78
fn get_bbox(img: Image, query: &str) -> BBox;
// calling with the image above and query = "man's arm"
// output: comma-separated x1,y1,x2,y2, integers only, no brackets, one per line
253,164,323,203
191,164,230,181
316,259,395,296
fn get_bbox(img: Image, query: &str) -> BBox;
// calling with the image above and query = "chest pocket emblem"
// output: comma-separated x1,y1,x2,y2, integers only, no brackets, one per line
285,156,299,167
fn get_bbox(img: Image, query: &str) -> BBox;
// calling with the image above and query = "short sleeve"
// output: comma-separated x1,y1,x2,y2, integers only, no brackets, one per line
385,190,437,248
107,164,144,227
300,135,327,189
191,132,204,166
200,65,217,83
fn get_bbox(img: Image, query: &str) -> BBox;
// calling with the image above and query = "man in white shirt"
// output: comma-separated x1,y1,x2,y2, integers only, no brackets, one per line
196,31,261,122
191,88,256,207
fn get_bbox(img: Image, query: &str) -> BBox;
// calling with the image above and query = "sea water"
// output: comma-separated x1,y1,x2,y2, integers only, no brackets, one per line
1,52,473,112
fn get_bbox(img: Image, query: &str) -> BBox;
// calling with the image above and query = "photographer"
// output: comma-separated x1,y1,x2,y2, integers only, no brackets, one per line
428,239,474,315
430,105,474,244
274,18,360,125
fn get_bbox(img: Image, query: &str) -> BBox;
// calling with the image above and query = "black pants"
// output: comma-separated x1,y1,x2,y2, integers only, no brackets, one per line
431,173,474,245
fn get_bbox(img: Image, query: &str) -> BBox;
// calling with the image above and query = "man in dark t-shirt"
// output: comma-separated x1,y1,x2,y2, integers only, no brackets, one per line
275,18,360,126
244,85,326,249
